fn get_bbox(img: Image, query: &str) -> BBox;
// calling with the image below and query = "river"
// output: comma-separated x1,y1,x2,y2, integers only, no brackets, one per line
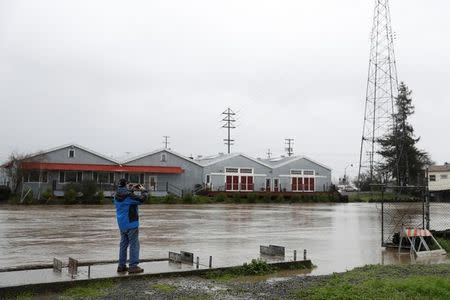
0,203,448,275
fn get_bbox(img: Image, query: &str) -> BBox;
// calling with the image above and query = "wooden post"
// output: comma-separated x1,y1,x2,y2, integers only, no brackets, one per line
196,257,199,269
88,265,91,278
303,249,307,260
294,250,297,261
209,256,212,268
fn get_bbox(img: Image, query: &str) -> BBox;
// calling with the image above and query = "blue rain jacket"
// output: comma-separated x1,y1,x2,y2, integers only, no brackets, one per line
113,187,145,231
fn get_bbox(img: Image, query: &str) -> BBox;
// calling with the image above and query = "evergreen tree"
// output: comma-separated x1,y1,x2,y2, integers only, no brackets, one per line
377,82,432,186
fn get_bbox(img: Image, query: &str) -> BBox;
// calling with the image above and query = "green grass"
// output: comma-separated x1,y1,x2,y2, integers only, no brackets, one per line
15,291,33,300
206,259,274,281
151,283,177,293
437,238,450,253
62,280,114,298
348,192,419,202
295,264,450,299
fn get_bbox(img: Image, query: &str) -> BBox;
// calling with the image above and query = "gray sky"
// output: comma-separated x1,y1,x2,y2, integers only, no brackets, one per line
1,0,449,181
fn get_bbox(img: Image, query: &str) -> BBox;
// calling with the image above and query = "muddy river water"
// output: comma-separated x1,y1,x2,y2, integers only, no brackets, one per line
0,203,448,275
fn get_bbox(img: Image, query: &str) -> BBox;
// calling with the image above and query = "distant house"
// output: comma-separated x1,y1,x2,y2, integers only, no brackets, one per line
196,154,331,193
428,164,450,193
2,144,332,197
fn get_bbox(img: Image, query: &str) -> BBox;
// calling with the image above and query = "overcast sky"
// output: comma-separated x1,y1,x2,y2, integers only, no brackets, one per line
0,0,449,181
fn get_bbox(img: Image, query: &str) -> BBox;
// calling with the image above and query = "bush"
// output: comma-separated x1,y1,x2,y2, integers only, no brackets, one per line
214,193,226,203
94,191,105,204
0,186,11,201
239,259,273,276
41,189,53,203
182,192,193,204
64,189,78,205
247,193,258,203
164,194,178,204
80,181,98,203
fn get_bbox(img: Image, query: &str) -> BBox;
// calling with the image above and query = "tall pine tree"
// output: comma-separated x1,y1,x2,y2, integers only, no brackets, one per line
377,82,432,186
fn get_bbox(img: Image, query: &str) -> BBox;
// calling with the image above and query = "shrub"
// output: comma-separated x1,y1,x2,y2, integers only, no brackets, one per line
291,195,301,203
41,189,53,203
247,193,258,203
239,259,273,276
64,189,78,205
94,191,105,204
164,194,178,204
0,186,11,201
80,181,98,203
214,193,226,203
182,192,193,204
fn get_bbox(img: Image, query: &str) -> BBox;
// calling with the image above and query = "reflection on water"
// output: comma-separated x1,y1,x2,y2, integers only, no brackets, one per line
0,203,448,275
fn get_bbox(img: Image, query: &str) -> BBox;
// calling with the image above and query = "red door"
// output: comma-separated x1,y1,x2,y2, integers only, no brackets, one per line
232,176,239,190
309,178,315,191
298,177,303,191
241,176,247,190
274,179,279,192
304,178,309,191
248,176,254,191
292,177,297,191
226,176,232,190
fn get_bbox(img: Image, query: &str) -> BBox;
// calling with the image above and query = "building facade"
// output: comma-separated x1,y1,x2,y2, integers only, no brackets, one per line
3,144,332,197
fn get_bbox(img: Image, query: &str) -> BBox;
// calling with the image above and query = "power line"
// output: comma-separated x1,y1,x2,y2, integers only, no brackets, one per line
285,139,294,157
222,108,236,154
163,136,170,149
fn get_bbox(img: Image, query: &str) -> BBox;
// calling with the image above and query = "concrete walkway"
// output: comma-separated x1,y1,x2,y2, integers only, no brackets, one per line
0,260,206,289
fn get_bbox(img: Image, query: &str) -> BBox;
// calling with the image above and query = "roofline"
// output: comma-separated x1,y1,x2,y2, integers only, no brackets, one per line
122,148,203,166
199,153,273,169
271,155,332,171
21,143,121,164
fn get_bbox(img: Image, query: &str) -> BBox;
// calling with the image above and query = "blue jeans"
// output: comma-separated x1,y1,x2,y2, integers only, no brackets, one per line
118,228,140,267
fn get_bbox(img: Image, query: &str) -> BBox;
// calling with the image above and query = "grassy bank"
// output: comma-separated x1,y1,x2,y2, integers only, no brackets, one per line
348,191,422,202
3,263,450,299
296,264,450,299
2,191,343,206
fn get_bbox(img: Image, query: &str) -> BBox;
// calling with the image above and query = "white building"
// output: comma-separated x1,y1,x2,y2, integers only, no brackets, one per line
428,164,450,192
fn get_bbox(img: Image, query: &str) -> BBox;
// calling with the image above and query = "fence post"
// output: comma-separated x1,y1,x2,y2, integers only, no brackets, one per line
381,187,384,247
425,167,430,230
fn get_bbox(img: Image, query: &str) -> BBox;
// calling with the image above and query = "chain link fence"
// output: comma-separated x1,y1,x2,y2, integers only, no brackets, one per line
378,186,450,247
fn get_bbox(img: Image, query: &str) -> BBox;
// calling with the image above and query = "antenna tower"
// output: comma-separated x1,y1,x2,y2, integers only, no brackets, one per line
358,0,399,185
285,139,294,157
222,108,236,154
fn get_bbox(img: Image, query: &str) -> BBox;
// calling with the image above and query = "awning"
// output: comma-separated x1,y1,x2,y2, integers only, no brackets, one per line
20,162,184,174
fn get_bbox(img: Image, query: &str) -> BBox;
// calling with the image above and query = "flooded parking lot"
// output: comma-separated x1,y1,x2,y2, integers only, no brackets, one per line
0,203,448,275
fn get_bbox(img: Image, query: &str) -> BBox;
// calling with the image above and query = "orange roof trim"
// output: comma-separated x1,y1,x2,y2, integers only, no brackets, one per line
21,162,184,174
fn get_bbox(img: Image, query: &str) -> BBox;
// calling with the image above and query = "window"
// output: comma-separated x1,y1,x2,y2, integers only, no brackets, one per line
128,173,143,183
60,171,82,183
440,174,448,180
109,172,115,184
68,149,75,158
303,170,315,176
24,171,48,183
429,175,436,182
240,168,253,174
225,168,239,173
161,153,167,162
93,172,110,183
206,175,211,184
291,170,302,175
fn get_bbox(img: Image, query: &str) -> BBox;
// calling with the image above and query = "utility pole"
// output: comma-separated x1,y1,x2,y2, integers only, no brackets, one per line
285,139,294,157
163,136,170,149
222,108,236,154
358,0,398,187
266,149,272,159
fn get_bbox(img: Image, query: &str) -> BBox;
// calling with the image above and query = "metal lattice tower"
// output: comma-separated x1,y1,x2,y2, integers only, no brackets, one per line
358,0,399,185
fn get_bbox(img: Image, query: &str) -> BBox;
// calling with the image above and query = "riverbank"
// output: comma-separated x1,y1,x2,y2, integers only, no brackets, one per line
1,191,345,205
5,263,450,299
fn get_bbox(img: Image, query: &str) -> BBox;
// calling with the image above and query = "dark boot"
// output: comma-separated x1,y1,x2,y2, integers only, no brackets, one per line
128,266,144,274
